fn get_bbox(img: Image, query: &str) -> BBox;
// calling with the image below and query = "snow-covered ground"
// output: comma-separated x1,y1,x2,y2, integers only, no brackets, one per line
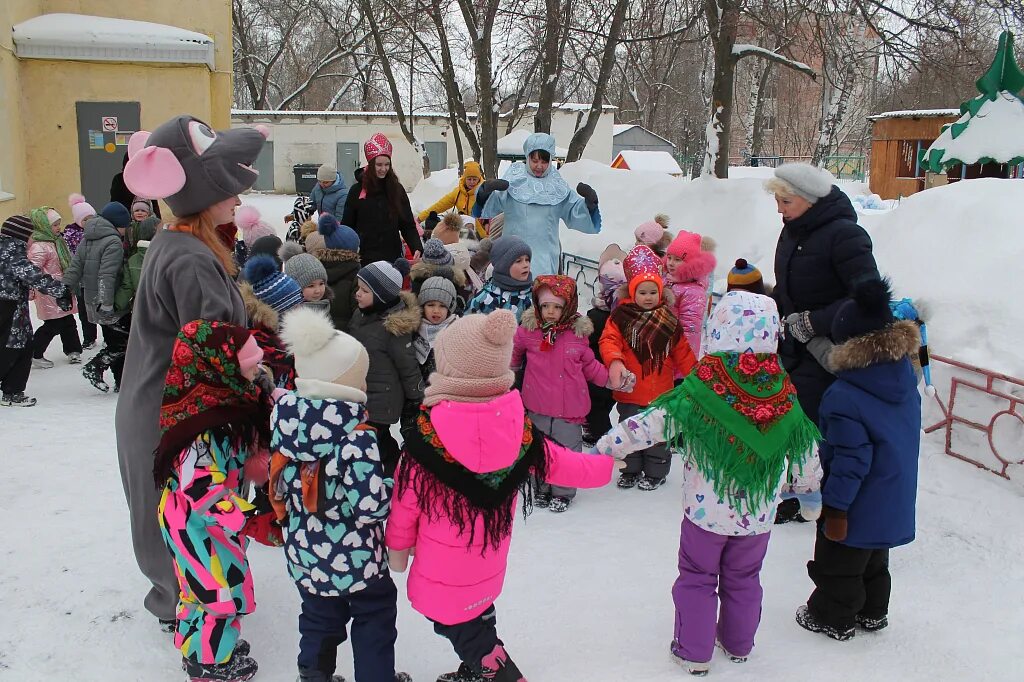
2,357,1022,680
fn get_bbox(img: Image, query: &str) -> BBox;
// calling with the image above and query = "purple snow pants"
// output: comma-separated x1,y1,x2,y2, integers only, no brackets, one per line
670,518,771,664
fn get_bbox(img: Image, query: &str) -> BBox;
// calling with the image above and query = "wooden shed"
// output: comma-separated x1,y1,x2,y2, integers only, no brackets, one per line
868,110,959,199
612,124,677,158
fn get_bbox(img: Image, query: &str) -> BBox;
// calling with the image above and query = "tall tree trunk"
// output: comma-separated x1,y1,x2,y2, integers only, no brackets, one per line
704,0,740,178
430,0,480,161
457,0,501,177
535,0,572,134
749,63,773,160
812,61,856,166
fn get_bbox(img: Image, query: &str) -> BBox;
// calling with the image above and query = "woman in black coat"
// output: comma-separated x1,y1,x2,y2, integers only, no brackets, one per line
342,133,423,265
768,163,880,521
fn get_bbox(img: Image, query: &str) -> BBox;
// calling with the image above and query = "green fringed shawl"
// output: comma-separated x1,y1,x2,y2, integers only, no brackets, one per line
651,352,820,515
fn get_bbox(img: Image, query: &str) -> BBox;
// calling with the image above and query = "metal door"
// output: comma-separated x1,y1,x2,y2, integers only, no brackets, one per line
337,142,360,187
75,101,141,208
252,141,275,191
424,141,448,173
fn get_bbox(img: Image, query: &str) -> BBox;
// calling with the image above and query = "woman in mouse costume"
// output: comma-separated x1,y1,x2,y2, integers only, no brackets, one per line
115,115,269,632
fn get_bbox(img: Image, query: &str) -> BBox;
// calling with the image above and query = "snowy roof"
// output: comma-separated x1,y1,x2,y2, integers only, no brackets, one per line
232,109,466,119
612,150,684,174
519,102,617,112
12,14,215,69
496,128,569,157
923,92,1024,170
611,123,675,146
867,109,960,121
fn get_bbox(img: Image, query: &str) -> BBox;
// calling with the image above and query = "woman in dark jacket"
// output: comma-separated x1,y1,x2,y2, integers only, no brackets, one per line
342,133,423,265
768,162,880,522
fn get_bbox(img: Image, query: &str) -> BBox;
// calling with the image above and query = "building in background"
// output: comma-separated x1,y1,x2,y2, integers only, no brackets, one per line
612,124,676,157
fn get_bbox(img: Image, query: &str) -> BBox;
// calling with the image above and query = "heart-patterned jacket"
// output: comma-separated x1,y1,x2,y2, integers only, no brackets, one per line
270,390,392,597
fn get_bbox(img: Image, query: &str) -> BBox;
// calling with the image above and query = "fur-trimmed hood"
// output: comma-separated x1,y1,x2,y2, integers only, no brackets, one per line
382,290,422,336
520,307,594,337
828,321,921,402
410,260,467,288
666,248,716,284
240,282,279,331
309,246,360,264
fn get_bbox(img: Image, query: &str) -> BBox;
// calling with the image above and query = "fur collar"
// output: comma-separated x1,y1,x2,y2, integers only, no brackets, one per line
410,260,467,288
382,290,422,336
309,247,360,264
295,378,368,404
240,282,279,331
667,249,716,284
829,321,920,372
520,307,593,337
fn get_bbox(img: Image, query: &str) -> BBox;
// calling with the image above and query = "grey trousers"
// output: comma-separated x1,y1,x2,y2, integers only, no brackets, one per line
528,411,583,499
617,403,671,478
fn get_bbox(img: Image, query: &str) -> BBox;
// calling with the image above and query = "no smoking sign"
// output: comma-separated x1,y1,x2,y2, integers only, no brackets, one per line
102,116,118,132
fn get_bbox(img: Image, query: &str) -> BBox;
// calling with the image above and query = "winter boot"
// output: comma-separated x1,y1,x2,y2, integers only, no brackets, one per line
183,654,258,682
534,489,551,509
480,645,525,682
68,352,82,364
82,340,96,351
795,605,854,641
715,639,747,663
638,475,666,491
436,663,483,682
82,360,110,393
856,614,889,632
774,498,802,524
32,357,54,369
394,674,412,681
617,472,640,489
1,392,37,407
296,668,346,682
548,496,571,513
670,641,710,676
158,618,176,633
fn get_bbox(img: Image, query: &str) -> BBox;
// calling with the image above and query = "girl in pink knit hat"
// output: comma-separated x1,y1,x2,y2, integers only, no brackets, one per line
664,229,717,358
634,214,673,257
385,309,617,681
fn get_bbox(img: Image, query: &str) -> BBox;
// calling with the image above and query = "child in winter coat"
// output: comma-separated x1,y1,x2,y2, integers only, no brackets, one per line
271,307,412,682
63,201,132,393
474,132,600,275
238,280,297,391
664,229,717,358
285,195,315,243
242,254,306,325
385,309,617,681
310,163,348,222
594,291,821,675
113,215,160,313
349,259,423,477
796,279,921,642
584,244,627,444
27,207,82,368
65,193,99,350
512,275,626,513
234,205,277,268
599,245,697,490
307,214,361,331
155,319,274,682
634,214,672,257
466,236,533,321
410,237,468,311
284,253,334,315
726,258,765,295
413,275,459,382
127,199,156,252
0,215,72,407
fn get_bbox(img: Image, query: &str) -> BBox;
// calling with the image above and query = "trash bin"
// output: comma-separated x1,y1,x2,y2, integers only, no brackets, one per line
293,164,320,196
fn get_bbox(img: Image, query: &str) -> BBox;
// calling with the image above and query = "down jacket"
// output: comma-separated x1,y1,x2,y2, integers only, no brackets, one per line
384,390,615,625
818,321,921,549
309,172,349,222
27,240,77,320
773,186,879,421
307,242,361,331
271,388,391,597
348,291,424,424
62,216,127,326
0,236,70,349
512,308,609,423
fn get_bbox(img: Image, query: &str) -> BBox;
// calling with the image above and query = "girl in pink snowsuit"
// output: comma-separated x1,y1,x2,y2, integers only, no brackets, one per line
664,230,716,358
385,309,615,682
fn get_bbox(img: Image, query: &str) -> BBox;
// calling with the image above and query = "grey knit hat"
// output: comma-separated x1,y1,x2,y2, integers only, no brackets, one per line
422,238,454,266
284,253,328,289
317,164,337,182
489,235,531,276
357,259,410,305
418,276,457,311
772,163,835,204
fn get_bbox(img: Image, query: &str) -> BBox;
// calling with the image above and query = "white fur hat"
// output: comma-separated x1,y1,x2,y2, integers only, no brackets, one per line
280,307,370,402
772,163,835,204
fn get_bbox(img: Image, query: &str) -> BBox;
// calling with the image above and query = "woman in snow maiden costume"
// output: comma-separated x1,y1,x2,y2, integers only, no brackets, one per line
115,115,268,630
473,132,601,276
155,320,273,682
796,279,921,643
595,291,820,675
386,309,616,682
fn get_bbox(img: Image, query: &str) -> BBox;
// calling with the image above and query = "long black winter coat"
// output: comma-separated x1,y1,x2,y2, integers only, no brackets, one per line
773,186,879,421
342,181,423,266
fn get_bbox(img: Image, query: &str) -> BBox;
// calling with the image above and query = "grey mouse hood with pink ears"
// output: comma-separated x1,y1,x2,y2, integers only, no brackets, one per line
123,115,269,217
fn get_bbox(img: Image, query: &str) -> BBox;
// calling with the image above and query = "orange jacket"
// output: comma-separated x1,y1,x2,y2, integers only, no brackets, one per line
599,302,697,406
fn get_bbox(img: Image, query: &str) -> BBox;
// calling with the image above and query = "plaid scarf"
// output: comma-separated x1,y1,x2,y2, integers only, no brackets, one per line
532,275,580,351
651,352,819,515
610,301,680,376
154,319,273,485
30,208,72,272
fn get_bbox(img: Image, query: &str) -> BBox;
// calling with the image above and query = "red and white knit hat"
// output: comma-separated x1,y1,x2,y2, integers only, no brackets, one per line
364,133,393,163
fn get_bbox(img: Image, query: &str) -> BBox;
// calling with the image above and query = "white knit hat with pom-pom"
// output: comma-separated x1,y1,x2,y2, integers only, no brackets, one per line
236,205,276,246
424,309,517,406
280,306,370,401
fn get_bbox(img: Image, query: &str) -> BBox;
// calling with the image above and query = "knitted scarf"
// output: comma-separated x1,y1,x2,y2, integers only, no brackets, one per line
153,320,273,485
610,302,680,376
415,316,456,364
533,275,580,351
30,208,72,272
398,407,549,552
491,269,534,292
651,351,820,515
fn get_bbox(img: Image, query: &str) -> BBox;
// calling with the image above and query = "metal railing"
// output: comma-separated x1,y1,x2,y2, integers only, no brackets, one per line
560,252,600,304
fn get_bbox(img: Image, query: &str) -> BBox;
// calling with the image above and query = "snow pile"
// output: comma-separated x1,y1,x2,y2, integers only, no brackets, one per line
613,150,684,175
408,167,460,214
925,91,1024,168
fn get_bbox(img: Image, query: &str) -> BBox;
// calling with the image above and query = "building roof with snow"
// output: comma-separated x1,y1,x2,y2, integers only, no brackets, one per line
496,128,569,158
610,150,684,175
867,109,960,121
12,13,215,69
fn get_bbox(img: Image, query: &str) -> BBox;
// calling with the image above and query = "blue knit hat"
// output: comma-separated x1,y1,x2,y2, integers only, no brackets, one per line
100,201,131,228
244,254,304,314
318,213,360,251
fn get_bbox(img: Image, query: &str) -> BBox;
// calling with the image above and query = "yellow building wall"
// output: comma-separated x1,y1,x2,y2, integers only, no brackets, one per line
0,0,232,216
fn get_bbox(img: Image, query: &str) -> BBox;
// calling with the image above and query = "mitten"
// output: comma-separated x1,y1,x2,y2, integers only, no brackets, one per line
476,179,509,209
55,292,73,312
785,311,814,344
822,506,848,542
424,211,441,233
576,182,598,212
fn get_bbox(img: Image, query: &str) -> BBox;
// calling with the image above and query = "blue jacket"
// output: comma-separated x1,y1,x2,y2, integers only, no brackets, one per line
309,173,348,221
271,389,391,597
818,321,921,549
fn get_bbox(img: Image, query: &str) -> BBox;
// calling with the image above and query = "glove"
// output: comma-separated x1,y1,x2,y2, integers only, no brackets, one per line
253,366,276,395
806,336,835,373
55,292,73,312
785,311,815,344
476,179,509,209
400,400,421,433
822,506,848,542
576,182,598,212
424,211,440,233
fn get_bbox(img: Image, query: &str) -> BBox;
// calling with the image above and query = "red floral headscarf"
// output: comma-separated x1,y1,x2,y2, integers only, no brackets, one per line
531,275,580,351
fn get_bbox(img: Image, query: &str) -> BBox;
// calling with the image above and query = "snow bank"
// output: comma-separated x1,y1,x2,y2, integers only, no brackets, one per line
408,168,460,214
